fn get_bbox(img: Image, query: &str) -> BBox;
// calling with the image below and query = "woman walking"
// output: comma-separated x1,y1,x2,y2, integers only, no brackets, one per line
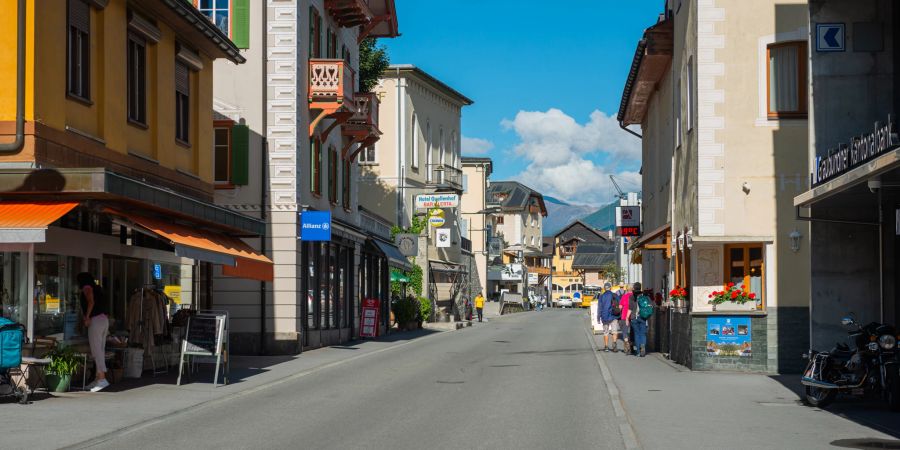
78,273,109,392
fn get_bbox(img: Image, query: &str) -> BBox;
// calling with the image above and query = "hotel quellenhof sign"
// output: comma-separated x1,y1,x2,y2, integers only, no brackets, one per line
813,116,899,186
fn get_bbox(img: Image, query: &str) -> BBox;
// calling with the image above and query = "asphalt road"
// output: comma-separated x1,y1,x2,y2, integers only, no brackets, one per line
87,310,626,450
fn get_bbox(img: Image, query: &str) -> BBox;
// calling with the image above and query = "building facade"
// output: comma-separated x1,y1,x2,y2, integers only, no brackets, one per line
359,65,473,320
460,157,493,299
622,0,811,373
794,0,900,352
208,0,400,354
0,0,271,347
549,221,611,305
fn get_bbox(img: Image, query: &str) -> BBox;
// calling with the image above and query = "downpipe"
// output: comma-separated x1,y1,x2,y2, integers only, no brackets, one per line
0,0,26,154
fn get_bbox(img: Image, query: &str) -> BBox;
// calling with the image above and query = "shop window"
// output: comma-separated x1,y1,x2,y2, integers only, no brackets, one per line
342,159,351,209
724,244,764,306
67,0,91,101
175,61,190,144
359,146,376,164
320,243,330,329
310,137,322,195
767,41,807,118
309,6,322,58
328,146,338,203
304,242,318,330
127,33,147,125
0,252,28,330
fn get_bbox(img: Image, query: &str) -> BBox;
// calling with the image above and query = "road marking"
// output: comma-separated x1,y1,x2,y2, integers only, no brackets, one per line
67,330,451,449
583,325,642,450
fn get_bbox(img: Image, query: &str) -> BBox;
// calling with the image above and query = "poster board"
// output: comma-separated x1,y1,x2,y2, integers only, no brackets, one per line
706,316,751,357
177,311,229,386
360,298,380,338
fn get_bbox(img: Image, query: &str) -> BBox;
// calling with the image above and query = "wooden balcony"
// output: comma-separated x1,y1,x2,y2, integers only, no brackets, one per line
325,0,399,42
341,92,382,160
527,265,551,276
325,0,375,28
309,59,357,137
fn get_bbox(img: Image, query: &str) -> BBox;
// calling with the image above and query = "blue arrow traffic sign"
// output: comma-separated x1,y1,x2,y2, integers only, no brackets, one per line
816,23,844,52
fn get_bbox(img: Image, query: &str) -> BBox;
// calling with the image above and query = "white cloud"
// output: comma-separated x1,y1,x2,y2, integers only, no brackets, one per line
461,136,494,155
502,108,642,205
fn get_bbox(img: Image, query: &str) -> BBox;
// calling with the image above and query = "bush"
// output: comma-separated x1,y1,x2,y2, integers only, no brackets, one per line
392,296,419,326
418,296,432,323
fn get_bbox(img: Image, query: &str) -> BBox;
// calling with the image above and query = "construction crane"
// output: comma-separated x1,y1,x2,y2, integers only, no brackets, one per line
609,175,627,201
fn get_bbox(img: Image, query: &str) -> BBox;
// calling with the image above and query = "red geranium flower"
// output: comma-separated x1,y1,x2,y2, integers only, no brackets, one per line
749,293,756,299
731,291,739,299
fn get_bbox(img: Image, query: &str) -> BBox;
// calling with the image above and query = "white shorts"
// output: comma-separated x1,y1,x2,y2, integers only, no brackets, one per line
601,320,619,335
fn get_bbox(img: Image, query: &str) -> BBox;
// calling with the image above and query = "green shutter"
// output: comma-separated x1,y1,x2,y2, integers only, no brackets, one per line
230,124,250,185
231,0,250,49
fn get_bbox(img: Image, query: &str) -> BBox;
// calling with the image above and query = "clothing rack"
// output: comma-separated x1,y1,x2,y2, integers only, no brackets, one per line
136,284,170,376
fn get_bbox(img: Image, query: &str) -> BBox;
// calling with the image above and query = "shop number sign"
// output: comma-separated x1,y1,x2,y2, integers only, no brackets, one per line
360,298,380,338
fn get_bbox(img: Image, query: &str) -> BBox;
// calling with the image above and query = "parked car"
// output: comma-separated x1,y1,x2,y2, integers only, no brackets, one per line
557,295,573,308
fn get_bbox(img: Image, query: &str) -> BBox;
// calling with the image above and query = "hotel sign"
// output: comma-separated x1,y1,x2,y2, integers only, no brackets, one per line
813,116,899,186
415,194,459,209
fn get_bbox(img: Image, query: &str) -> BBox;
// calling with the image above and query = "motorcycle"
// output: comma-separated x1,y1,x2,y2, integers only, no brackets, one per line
801,313,900,411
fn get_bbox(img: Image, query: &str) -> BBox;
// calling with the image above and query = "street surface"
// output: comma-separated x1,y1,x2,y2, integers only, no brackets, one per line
33,309,895,450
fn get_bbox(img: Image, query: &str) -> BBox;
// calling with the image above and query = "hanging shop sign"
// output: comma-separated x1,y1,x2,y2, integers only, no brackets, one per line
428,216,446,227
813,116,899,186
616,206,641,227
395,233,418,257
706,316,752,358
360,298,380,338
415,193,459,209
177,311,229,386
300,211,332,241
436,228,451,247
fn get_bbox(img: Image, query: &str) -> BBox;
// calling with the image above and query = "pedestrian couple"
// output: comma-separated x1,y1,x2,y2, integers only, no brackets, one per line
597,281,653,357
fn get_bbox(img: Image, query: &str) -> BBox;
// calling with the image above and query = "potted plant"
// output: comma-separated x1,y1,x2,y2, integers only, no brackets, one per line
45,346,82,393
707,282,756,311
669,285,688,309
392,296,419,331
418,296,432,327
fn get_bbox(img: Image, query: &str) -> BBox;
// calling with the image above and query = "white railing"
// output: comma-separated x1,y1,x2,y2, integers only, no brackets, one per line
309,59,355,105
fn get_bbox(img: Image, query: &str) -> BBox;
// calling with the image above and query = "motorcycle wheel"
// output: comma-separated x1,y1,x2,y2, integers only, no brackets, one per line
887,370,900,412
805,386,836,408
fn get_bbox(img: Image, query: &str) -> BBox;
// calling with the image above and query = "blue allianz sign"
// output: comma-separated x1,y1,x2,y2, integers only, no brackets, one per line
300,211,332,241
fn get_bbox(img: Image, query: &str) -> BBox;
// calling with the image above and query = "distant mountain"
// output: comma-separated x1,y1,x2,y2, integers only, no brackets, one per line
543,200,618,237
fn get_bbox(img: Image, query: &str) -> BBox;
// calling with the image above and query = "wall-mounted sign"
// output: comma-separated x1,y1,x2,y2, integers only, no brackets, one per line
618,226,640,237
436,228,451,247
428,216,446,227
527,272,538,285
706,317,751,357
153,263,162,280
616,206,640,227
815,23,845,52
300,211,332,241
415,194,459,209
395,234,418,257
813,116,898,186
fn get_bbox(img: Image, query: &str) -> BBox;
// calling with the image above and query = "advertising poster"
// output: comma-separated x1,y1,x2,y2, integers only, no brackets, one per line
706,317,751,357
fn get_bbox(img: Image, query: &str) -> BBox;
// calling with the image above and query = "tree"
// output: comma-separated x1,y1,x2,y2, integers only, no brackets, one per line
358,38,389,93
600,262,624,285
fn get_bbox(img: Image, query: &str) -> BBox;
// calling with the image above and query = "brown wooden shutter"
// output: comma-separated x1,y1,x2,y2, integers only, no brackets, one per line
175,62,189,95
68,0,90,32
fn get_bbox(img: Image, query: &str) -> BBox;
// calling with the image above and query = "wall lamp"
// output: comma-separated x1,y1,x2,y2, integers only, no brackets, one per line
789,230,802,253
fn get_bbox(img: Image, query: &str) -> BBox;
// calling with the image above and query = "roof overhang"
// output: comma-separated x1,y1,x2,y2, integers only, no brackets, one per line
145,0,245,64
617,19,673,126
629,222,671,255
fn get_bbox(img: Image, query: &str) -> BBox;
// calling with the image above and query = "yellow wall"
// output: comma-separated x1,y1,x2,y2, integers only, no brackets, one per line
0,0,214,182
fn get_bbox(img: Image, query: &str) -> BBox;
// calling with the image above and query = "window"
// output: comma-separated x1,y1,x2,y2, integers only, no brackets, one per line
328,146,338,203
67,0,90,101
342,159,351,208
214,125,231,183
411,114,419,169
309,7,322,58
462,174,468,193
310,137,322,195
425,121,432,181
358,146,376,164
451,131,458,168
496,216,504,225
326,29,337,58
767,41,807,118
127,33,147,125
724,244,765,306
175,62,190,144
439,128,445,183
685,57,694,131
197,0,229,35
674,76,681,148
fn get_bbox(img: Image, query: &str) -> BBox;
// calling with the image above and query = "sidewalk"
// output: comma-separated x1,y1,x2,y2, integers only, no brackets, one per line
594,335,900,449
0,329,443,450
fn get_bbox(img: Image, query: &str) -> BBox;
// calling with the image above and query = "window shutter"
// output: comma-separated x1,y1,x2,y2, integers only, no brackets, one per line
230,124,250,185
231,0,250,49
175,62,190,94
69,0,89,33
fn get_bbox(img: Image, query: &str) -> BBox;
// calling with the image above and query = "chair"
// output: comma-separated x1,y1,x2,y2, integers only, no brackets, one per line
18,337,57,392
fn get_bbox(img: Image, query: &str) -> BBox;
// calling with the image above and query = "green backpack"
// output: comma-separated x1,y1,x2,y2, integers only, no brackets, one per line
637,294,654,319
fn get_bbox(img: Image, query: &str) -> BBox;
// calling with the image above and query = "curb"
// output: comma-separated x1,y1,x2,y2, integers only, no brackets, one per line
65,329,450,449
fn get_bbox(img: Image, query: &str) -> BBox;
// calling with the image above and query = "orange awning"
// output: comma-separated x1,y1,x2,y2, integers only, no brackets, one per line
105,208,273,282
0,202,79,243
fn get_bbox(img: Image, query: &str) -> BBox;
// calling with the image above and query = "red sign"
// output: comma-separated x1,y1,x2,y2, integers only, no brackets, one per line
618,226,641,237
359,298,380,338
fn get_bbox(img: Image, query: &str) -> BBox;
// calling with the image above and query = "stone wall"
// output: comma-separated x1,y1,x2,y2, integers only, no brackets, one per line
690,315,769,373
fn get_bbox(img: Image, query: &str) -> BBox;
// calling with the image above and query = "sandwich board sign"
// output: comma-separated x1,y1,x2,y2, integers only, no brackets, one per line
177,310,229,387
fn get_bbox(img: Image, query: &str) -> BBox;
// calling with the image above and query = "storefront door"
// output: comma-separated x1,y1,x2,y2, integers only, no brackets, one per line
102,256,144,331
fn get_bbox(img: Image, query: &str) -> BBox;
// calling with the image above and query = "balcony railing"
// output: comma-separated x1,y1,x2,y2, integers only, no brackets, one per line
427,164,463,191
348,92,379,129
526,265,551,276
308,59,356,107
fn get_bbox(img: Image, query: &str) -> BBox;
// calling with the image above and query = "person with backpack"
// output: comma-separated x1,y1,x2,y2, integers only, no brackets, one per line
597,282,619,352
618,284,634,355
632,284,655,357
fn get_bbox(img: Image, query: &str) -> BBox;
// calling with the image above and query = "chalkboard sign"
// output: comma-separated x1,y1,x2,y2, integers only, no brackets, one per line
184,315,223,356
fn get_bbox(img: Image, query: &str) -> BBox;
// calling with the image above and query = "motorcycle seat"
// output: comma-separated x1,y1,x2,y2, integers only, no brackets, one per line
828,347,855,360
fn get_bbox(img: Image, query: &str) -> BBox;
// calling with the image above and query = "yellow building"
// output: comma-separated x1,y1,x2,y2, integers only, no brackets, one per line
549,221,612,306
0,0,270,342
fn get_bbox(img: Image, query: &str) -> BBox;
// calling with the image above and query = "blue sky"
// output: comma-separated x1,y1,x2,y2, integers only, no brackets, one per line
383,1,663,205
